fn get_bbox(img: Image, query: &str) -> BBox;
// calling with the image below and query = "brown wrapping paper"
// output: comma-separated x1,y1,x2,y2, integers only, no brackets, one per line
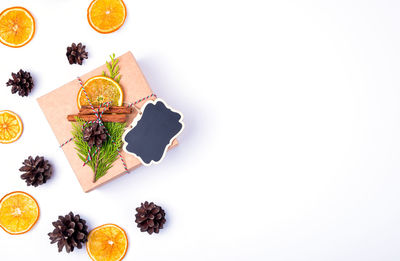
37,52,178,192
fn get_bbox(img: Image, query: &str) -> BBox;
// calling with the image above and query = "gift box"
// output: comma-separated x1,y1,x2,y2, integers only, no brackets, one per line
37,52,178,192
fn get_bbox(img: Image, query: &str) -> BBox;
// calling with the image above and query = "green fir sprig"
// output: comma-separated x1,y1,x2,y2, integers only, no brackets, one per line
102,53,121,83
72,53,126,182
72,118,126,181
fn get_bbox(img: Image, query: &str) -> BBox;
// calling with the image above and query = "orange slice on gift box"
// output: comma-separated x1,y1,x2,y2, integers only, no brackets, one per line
87,0,127,34
77,76,124,109
0,7,35,48
0,191,39,235
87,224,128,261
0,110,23,144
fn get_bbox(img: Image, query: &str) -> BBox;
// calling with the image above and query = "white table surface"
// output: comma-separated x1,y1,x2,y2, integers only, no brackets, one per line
1,0,400,260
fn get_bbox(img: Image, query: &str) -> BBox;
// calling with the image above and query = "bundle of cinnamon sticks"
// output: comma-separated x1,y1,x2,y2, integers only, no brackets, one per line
67,106,134,123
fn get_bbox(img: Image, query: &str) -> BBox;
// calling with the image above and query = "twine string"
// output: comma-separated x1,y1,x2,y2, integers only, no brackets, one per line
126,94,157,108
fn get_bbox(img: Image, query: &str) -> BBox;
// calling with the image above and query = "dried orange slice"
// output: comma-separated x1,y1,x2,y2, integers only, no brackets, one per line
0,191,39,235
0,7,35,48
0,110,23,144
77,76,123,109
87,224,128,261
87,0,127,34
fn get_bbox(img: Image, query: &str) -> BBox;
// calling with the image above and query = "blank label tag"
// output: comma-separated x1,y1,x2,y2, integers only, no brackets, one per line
122,98,184,166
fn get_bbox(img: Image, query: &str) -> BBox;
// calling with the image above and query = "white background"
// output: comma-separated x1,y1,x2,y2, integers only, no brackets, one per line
1,0,400,260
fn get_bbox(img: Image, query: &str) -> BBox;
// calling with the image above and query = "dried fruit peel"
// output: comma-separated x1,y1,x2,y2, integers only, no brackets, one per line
0,110,23,144
87,224,128,261
88,0,127,34
0,191,39,235
0,7,35,47
77,76,123,109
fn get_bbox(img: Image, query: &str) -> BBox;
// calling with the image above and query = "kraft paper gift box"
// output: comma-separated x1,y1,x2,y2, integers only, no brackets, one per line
37,52,178,192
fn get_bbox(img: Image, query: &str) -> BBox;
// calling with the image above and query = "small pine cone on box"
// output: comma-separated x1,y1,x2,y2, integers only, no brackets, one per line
48,212,89,253
6,69,34,97
19,156,52,187
83,122,107,147
135,201,166,234
66,42,88,65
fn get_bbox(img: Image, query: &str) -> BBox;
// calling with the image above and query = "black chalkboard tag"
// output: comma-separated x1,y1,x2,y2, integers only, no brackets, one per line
122,98,184,166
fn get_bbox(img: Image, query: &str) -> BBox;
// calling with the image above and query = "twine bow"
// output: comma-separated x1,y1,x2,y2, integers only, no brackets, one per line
60,77,157,178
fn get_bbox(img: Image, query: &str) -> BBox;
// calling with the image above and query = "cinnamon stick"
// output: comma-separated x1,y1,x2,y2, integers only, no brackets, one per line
67,114,127,123
79,106,133,115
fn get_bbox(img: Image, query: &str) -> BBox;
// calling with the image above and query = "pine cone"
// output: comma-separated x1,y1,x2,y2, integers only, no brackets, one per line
19,156,52,187
6,69,34,97
135,201,166,234
48,212,89,253
83,122,107,147
66,42,88,65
